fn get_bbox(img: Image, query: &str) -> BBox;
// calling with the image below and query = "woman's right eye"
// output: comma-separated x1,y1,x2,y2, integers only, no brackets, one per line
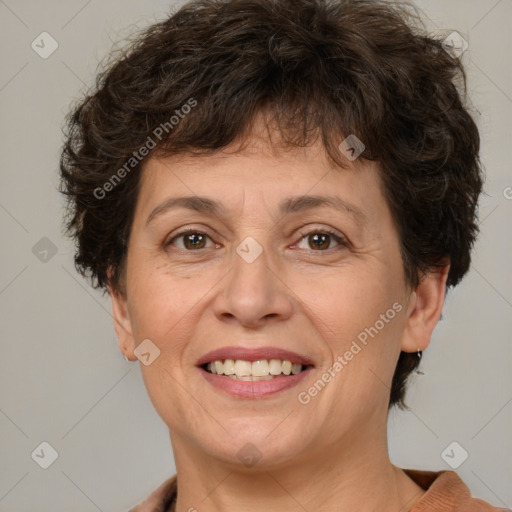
167,230,215,251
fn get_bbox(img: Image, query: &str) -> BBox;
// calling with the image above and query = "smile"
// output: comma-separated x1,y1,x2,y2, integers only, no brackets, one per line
204,358,305,380
196,346,315,397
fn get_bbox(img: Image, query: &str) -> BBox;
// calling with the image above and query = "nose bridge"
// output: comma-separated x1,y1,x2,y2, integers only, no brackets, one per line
235,233,271,282
215,232,293,325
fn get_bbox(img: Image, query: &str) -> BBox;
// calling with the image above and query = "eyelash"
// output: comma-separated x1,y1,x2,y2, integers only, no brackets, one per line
166,227,348,253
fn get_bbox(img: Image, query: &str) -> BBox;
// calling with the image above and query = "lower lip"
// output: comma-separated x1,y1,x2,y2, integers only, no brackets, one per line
199,367,313,398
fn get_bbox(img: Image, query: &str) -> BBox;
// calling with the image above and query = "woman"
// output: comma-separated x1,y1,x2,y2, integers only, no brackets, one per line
59,0,505,510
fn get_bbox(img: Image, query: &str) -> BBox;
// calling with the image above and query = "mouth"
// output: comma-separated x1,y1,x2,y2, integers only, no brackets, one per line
196,347,315,398
202,359,309,380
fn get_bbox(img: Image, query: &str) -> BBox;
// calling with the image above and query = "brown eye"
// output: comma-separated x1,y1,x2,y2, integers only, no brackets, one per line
168,231,212,250
308,233,331,250
295,229,347,251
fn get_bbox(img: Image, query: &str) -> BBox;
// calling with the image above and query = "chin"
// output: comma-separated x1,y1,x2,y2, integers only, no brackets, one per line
199,420,312,470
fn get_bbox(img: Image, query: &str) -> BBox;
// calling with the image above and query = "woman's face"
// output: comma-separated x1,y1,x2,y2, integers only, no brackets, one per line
111,126,435,470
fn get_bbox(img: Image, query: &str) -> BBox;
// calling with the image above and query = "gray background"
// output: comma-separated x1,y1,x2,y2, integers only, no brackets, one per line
0,0,510,510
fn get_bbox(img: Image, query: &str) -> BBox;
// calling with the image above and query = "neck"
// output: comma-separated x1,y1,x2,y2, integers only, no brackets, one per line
170,424,425,512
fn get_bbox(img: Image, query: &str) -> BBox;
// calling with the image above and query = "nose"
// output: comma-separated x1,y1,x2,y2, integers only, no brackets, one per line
212,238,294,329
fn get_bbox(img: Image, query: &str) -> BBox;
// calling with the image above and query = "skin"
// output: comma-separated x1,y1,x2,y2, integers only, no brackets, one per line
110,117,449,512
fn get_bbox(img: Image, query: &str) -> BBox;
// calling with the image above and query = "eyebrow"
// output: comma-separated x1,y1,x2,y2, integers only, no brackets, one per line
145,194,367,227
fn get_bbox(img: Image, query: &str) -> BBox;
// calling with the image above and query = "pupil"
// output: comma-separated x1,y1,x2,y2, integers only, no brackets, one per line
186,233,204,249
311,233,329,250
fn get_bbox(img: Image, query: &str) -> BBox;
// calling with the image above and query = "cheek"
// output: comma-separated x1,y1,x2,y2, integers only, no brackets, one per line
125,257,190,359
296,263,402,340
125,252,231,372
294,264,406,402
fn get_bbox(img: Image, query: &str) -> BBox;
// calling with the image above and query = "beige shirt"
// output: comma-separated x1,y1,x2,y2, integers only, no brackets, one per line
129,469,509,511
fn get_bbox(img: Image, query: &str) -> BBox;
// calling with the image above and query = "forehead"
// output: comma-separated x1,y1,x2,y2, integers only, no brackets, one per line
139,135,382,204
133,119,390,237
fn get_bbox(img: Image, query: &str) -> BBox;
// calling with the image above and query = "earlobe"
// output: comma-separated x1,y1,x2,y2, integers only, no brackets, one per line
108,282,137,361
401,265,450,354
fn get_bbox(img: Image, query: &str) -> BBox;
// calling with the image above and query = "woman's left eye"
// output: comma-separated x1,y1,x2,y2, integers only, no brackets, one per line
294,229,347,251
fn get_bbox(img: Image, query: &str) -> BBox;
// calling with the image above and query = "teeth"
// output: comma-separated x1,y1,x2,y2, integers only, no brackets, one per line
251,360,270,377
205,359,305,378
228,375,274,381
223,359,235,375
291,363,302,375
234,360,252,377
269,359,283,375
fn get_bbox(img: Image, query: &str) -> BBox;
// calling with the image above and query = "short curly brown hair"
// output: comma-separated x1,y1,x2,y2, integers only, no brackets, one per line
59,0,483,409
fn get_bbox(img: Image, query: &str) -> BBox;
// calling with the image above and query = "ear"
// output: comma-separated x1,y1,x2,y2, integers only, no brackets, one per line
401,264,450,353
108,280,137,361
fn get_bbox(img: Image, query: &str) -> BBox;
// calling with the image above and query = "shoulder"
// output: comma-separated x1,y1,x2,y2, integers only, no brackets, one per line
404,469,509,512
128,475,177,512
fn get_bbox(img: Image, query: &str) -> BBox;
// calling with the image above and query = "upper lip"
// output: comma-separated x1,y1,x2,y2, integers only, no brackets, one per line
196,346,315,367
